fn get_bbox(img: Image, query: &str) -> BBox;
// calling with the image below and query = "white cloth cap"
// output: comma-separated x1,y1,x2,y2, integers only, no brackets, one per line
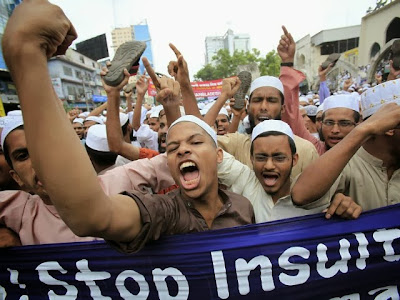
219,107,229,117
323,94,359,113
243,115,250,129
316,103,324,114
78,112,90,118
149,110,160,119
7,110,22,117
168,115,217,146
197,102,205,110
84,116,104,125
305,105,318,117
251,120,294,143
73,118,84,125
85,124,110,152
360,79,400,119
1,117,24,149
249,76,284,96
119,113,129,127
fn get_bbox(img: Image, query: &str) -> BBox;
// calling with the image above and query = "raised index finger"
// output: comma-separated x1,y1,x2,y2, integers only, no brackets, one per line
169,43,182,58
142,57,160,90
282,25,289,37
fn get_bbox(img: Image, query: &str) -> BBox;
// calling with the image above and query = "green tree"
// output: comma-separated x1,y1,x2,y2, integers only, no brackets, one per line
259,50,281,77
194,48,281,81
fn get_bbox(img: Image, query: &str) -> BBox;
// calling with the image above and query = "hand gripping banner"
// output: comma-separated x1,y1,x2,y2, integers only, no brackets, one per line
1,204,400,299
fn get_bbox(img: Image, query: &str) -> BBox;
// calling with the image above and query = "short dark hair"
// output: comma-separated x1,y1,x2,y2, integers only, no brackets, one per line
250,131,296,155
322,110,360,123
85,144,117,167
3,125,24,169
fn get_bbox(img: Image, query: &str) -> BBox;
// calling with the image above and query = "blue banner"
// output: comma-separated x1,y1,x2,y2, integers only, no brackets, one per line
1,204,400,299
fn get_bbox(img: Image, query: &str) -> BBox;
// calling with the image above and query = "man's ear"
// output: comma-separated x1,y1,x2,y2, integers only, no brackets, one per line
216,147,223,164
9,170,24,188
292,153,299,167
281,103,286,115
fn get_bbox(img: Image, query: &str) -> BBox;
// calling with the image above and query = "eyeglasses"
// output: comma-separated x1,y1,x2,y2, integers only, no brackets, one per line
322,120,355,128
254,154,289,163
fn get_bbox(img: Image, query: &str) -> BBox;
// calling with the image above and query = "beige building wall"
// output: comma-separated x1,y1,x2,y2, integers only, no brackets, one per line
358,0,400,67
111,26,134,50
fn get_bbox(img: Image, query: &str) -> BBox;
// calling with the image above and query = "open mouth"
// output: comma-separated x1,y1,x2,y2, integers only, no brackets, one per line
262,173,279,187
179,161,200,190
257,116,270,123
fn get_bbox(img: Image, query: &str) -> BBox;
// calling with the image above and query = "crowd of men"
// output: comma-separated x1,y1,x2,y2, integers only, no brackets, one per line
0,0,399,253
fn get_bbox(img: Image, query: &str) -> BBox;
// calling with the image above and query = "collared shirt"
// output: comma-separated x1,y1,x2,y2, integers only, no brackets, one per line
217,131,318,179
326,146,400,211
108,188,255,253
0,190,98,245
218,151,329,223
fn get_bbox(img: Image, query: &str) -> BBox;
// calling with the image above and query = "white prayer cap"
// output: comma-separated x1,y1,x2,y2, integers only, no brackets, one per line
1,117,24,149
119,112,129,127
299,96,308,103
323,94,359,113
149,110,160,119
73,118,84,125
249,76,284,96
317,103,324,114
251,120,294,143
84,116,104,125
218,107,229,117
78,112,90,118
85,125,110,152
179,106,186,117
200,109,208,116
7,110,22,117
305,105,318,117
198,102,205,110
168,115,217,146
360,79,400,119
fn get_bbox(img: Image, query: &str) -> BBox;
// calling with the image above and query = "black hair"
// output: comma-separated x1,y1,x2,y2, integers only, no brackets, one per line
250,131,296,155
3,125,24,169
322,110,360,123
85,144,117,168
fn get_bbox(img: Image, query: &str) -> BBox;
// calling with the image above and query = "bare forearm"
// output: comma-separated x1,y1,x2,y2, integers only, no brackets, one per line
10,49,111,236
292,125,371,205
204,93,229,126
164,105,181,126
89,102,107,116
126,95,133,112
180,82,202,118
228,115,241,133
133,93,144,130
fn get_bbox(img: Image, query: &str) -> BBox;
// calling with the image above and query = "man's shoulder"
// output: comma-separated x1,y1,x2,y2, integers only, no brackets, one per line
222,189,253,208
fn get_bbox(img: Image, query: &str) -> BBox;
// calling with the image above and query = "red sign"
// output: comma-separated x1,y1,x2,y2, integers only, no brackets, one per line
148,78,223,99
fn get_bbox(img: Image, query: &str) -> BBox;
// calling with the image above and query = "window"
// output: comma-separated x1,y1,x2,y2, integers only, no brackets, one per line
67,85,76,96
79,56,84,64
75,70,82,79
63,66,73,76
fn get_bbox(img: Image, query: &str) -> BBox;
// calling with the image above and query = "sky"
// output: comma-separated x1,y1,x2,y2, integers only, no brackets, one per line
49,0,377,80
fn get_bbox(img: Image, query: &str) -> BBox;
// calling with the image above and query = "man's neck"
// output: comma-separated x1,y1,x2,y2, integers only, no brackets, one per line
183,183,223,228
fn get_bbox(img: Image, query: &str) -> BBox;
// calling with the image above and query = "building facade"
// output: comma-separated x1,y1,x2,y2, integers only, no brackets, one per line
358,0,400,81
295,25,361,91
48,49,105,111
205,29,251,65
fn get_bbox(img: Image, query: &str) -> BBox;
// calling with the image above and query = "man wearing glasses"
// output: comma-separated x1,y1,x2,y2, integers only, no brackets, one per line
217,120,361,222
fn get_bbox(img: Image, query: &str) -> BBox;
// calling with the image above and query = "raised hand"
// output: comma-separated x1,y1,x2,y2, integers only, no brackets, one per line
135,74,149,96
277,26,295,63
100,65,130,95
2,0,77,61
221,77,241,100
167,43,190,85
229,98,246,117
